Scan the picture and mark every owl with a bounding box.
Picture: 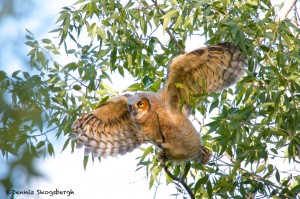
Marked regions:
[71,42,245,164]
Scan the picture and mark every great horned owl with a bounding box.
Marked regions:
[71,42,245,164]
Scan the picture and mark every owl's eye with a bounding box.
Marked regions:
[137,100,144,108]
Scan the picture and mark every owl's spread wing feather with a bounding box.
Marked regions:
[71,95,147,158]
[165,42,245,109]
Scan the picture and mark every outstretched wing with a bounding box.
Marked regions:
[71,94,147,158]
[165,42,246,109]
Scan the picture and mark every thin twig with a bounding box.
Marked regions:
[294,3,299,26]
[30,126,58,138]
[150,0,185,54]
[69,73,94,90]
[275,0,297,22]
[152,171,163,199]
[221,153,297,198]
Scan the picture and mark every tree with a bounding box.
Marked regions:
[1,0,300,198]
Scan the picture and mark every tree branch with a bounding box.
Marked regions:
[163,166,195,199]
[222,153,296,199]
[275,0,297,22]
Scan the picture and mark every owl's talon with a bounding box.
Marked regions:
[157,150,167,163]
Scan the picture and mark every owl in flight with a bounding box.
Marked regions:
[71,42,245,164]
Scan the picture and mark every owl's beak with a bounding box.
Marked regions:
[128,104,132,112]
[128,104,137,116]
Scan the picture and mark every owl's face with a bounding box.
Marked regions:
[127,95,151,122]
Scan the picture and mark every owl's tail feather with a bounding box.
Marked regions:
[193,145,212,165]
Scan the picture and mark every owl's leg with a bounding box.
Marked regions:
[155,139,167,162]
[156,139,164,148]
[156,140,172,151]
[157,142,173,163]
[160,142,172,149]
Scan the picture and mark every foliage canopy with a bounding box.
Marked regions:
[1,0,300,198]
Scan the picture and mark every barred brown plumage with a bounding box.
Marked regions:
[165,42,245,110]
[71,42,246,164]
[71,96,147,158]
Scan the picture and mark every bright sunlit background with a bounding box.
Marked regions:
[0,0,296,199]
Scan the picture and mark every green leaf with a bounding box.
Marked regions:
[181,162,190,180]
[0,70,8,80]
[47,143,55,156]
[42,38,52,44]
[127,54,132,69]
[209,100,219,113]
[124,83,144,92]
[257,102,274,109]
[223,20,237,26]
[207,180,212,197]
[73,85,81,91]
[174,15,182,29]
[231,159,242,176]
[256,164,265,173]
[139,146,153,162]
[25,41,36,48]
[52,49,60,55]
[56,11,69,24]
[162,17,171,34]
[36,141,45,149]
[194,175,208,194]
[149,79,161,92]
[89,23,97,40]
[281,33,292,46]
[110,48,117,66]
[26,34,34,40]
[275,168,280,183]
[161,10,178,33]
[37,51,45,64]
[170,0,178,5]
[98,26,106,42]
[160,10,179,19]
[61,137,70,152]
[291,184,300,195]
[12,70,21,77]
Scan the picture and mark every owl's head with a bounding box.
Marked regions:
[127,96,151,121]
